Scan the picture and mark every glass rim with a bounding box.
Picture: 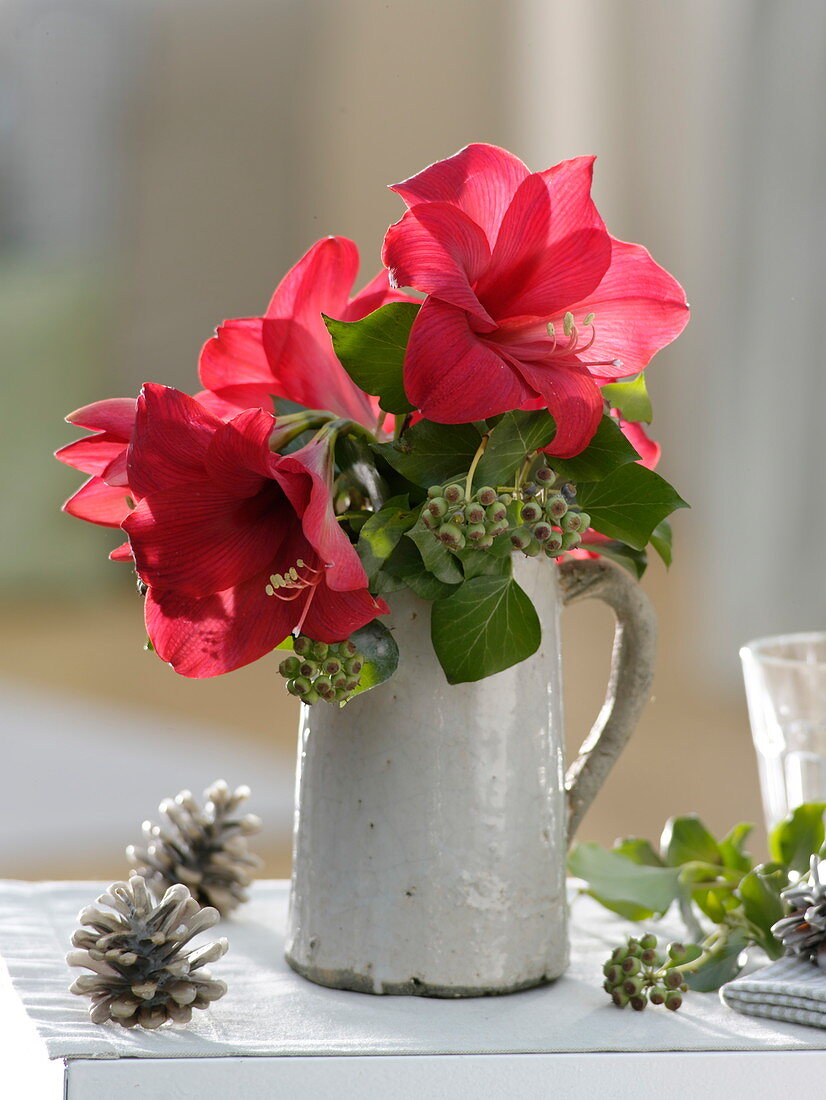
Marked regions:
[740,630,826,669]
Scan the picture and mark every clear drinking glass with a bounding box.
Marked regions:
[741,632,826,832]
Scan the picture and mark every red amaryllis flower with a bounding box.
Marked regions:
[121,384,387,677]
[382,144,689,457]
[199,236,410,428]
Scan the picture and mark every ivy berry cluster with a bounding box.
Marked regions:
[602,934,689,1012]
[423,457,589,561]
[421,481,510,551]
[278,635,364,705]
[509,464,589,559]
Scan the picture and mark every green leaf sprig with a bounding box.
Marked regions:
[570,804,826,991]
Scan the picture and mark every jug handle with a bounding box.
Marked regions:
[559,558,657,843]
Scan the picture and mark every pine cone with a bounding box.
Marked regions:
[67,875,228,1028]
[127,780,263,916]
[772,855,826,967]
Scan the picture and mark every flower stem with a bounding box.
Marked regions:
[464,434,490,500]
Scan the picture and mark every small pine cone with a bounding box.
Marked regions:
[127,781,263,916]
[772,855,826,967]
[67,875,228,1029]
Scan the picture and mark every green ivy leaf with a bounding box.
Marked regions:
[577,463,689,550]
[406,517,464,585]
[356,495,416,581]
[601,373,653,423]
[661,815,722,867]
[375,536,458,601]
[719,822,754,874]
[430,575,540,684]
[548,414,640,483]
[580,538,648,579]
[683,930,750,992]
[473,410,556,486]
[373,420,483,489]
[737,864,787,957]
[649,519,673,567]
[769,802,826,873]
[323,302,418,414]
[568,843,681,914]
[612,837,665,867]
[344,619,400,701]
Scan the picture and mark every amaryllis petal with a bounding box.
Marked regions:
[204,409,278,496]
[617,417,661,469]
[260,317,378,424]
[558,237,690,378]
[404,298,530,422]
[277,433,370,592]
[198,317,275,411]
[516,358,604,458]
[63,477,133,527]
[65,397,136,440]
[382,202,494,328]
[55,434,127,477]
[125,480,288,599]
[109,541,133,562]
[128,384,221,498]
[265,236,358,323]
[343,269,414,321]
[477,158,611,320]
[301,585,389,644]
[390,143,530,245]
[144,573,298,678]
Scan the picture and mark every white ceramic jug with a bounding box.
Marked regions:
[285,556,656,996]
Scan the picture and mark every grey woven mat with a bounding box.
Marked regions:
[721,955,826,1029]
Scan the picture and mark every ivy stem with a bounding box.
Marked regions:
[464,433,490,501]
[375,409,388,437]
[678,894,705,944]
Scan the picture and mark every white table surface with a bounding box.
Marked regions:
[2,879,826,1099]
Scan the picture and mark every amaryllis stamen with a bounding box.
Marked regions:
[265,559,333,637]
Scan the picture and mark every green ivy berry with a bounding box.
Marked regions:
[532,521,554,543]
[340,640,358,659]
[521,501,543,524]
[560,531,581,551]
[665,993,682,1012]
[639,934,658,950]
[465,503,485,525]
[561,511,584,533]
[621,956,642,975]
[521,539,542,557]
[649,986,667,1006]
[303,687,320,706]
[292,676,311,696]
[312,641,329,660]
[421,509,438,530]
[476,486,497,506]
[444,483,464,505]
[427,497,449,518]
[298,659,318,678]
[486,501,507,524]
[630,994,647,1012]
[622,976,644,996]
[535,465,555,484]
[466,523,488,542]
[577,511,591,531]
[438,525,465,550]
[279,655,301,678]
[611,989,630,1008]
[667,943,687,961]
[476,534,495,549]
[322,657,342,676]
[510,527,534,551]
[293,635,312,657]
[427,485,442,499]
[547,493,568,519]
[664,970,683,990]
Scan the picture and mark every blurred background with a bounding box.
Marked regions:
[2,0,825,880]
